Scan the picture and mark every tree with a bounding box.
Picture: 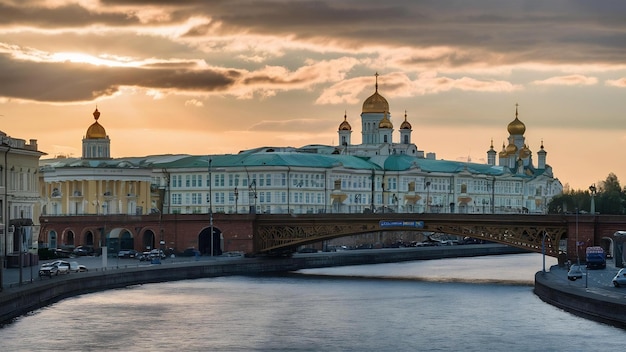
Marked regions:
[596,173,625,214]
[547,172,626,214]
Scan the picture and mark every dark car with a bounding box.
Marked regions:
[567,264,584,281]
[182,247,201,257]
[118,249,139,258]
[72,246,94,256]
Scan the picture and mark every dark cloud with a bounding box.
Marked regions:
[0,2,141,27]
[0,54,239,102]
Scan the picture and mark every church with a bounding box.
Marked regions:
[36,74,562,252]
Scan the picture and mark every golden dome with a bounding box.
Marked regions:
[519,144,531,158]
[378,112,393,129]
[86,108,107,139]
[507,104,526,135]
[362,72,389,114]
[505,142,517,154]
[338,112,352,131]
[498,142,507,158]
[399,111,412,130]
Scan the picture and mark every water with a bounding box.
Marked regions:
[0,253,623,351]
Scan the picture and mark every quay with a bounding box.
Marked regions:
[534,262,626,329]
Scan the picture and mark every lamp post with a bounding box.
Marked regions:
[354,194,361,214]
[589,183,596,214]
[208,157,213,257]
[234,187,238,214]
[249,180,257,214]
[425,181,431,213]
[542,231,548,273]
[576,208,580,265]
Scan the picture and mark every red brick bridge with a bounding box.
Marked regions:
[38,213,626,262]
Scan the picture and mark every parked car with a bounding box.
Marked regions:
[182,247,201,257]
[149,249,166,259]
[39,260,71,277]
[72,246,94,256]
[69,261,88,272]
[567,264,584,281]
[118,249,139,258]
[138,252,151,261]
[612,268,626,287]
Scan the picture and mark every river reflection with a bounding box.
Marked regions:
[0,253,623,352]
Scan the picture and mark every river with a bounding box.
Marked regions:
[0,253,623,351]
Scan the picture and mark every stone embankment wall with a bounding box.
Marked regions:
[0,245,525,325]
[534,271,626,329]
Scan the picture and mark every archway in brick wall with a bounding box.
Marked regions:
[142,229,156,251]
[107,228,133,254]
[199,226,222,256]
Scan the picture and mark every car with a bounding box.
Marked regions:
[567,264,584,281]
[149,249,166,259]
[39,260,71,277]
[182,247,201,257]
[72,246,94,256]
[297,247,317,253]
[612,268,626,287]
[117,249,139,258]
[69,261,88,272]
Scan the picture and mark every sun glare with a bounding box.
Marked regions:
[51,52,127,67]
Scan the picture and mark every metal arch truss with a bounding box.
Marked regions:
[256,222,380,253]
[426,223,566,257]
[255,218,567,257]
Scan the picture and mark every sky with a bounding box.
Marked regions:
[1,0,625,192]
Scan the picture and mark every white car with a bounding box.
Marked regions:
[39,260,71,277]
[567,264,584,281]
[612,268,626,287]
[69,261,88,273]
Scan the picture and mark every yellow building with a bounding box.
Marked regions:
[39,109,155,248]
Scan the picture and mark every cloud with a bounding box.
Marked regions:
[532,74,598,86]
[605,78,626,88]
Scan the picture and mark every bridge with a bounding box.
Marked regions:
[36,213,626,262]
[255,213,568,257]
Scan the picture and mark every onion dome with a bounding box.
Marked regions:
[378,111,393,129]
[400,111,412,130]
[338,112,352,131]
[362,72,390,114]
[519,144,531,158]
[86,108,107,139]
[498,142,508,158]
[507,104,526,135]
[505,142,517,154]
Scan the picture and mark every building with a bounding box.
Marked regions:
[37,74,562,253]
[0,131,45,261]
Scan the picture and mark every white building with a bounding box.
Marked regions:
[40,75,562,223]
[1,131,45,256]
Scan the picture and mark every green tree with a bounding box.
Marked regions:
[550,173,626,214]
[596,173,625,214]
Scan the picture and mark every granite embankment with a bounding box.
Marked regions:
[534,265,626,329]
[0,245,526,325]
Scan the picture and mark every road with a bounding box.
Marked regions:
[1,253,242,289]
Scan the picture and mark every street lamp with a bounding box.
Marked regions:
[208,156,213,257]
[249,180,257,214]
[575,207,580,266]
[425,181,431,213]
[234,187,238,214]
[589,183,596,214]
